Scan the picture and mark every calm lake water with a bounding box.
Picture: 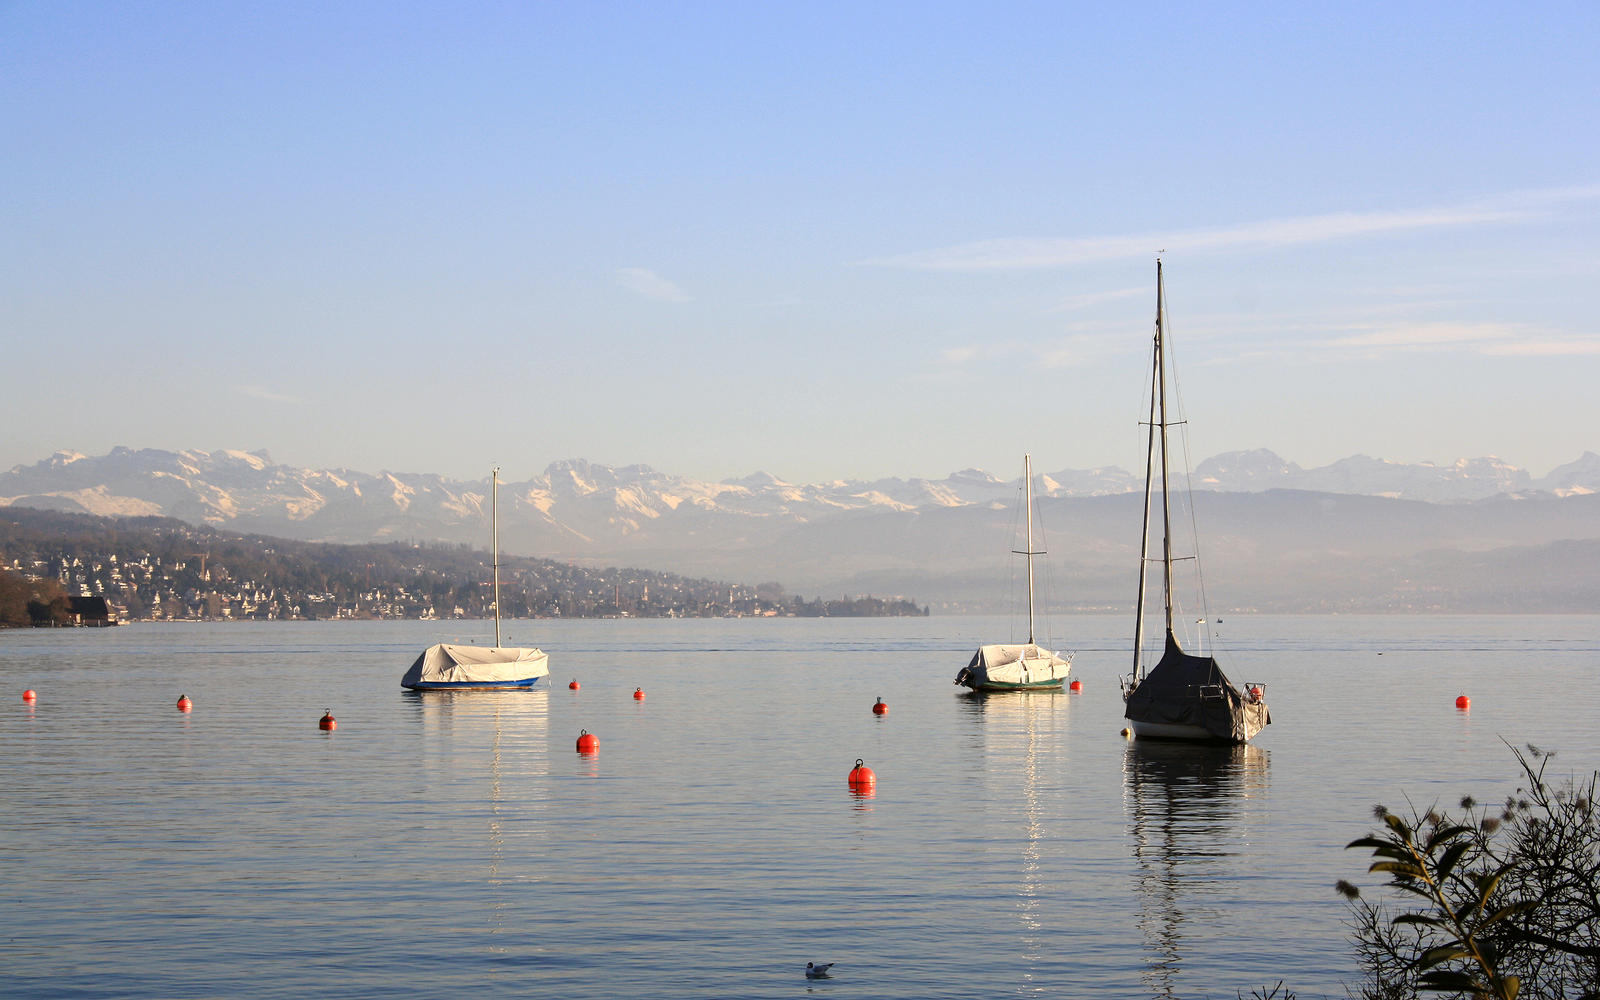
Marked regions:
[3,614,1598,999]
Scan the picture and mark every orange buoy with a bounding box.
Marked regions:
[1249,685,1263,702]
[576,729,599,754]
[633,687,645,700]
[569,679,580,690]
[176,694,193,712]
[22,689,37,703]
[872,697,888,715]
[1455,693,1471,710]
[319,710,337,731]
[847,758,877,792]
[1069,679,1083,693]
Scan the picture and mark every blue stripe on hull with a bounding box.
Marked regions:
[963,679,1066,692]
[403,677,545,691]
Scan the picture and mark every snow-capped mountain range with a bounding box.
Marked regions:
[3,446,1595,531]
[4,446,1599,611]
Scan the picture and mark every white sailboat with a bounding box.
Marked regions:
[1121,262,1269,742]
[401,468,550,690]
[954,454,1073,692]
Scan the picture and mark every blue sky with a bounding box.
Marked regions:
[4,2,1596,483]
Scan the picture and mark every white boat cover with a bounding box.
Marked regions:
[401,643,550,688]
[958,643,1071,687]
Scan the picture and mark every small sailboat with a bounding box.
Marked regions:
[955,454,1073,692]
[401,468,550,690]
[1122,261,1269,743]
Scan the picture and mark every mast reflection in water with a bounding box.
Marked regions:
[414,689,552,948]
[1124,742,1270,999]
[959,690,1068,989]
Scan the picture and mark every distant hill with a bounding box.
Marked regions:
[3,446,1598,612]
[0,507,925,621]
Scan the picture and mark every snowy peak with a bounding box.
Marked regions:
[1195,449,1303,487]
[1538,451,1600,495]
[2,448,1598,552]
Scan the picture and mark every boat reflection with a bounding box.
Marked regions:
[410,689,551,946]
[1124,741,1270,999]
[963,690,1068,978]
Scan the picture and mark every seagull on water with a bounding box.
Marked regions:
[805,962,834,979]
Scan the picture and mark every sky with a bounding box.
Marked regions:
[3,2,1597,484]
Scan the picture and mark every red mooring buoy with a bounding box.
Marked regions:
[176,694,193,712]
[569,679,580,690]
[1069,679,1083,693]
[576,729,599,754]
[847,758,877,792]
[319,710,337,731]
[633,687,645,700]
[1455,693,1471,710]
[22,688,37,703]
[872,697,888,715]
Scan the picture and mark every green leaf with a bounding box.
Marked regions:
[1392,913,1446,927]
[1384,813,1415,840]
[1417,969,1479,992]
[1347,837,1409,860]
[1424,825,1474,852]
[1416,943,1469,970]
[1476,871,1504,908]
[1503,974,1520,1000]
[1435,841,1473,882]
[1371,860,1426,878]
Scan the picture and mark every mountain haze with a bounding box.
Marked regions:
[4,447,1598,612]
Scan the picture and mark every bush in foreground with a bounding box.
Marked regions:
[1339,744,1599,1000]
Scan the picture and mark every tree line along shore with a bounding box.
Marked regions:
[0,507,927,626]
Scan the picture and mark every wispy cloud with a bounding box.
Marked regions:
[868,184,1600,272]
[1049,286,1147,313]
[616,267,691,303]
[1318,321,1600,359]
[935,331,1136,371]
[236,385,304,404]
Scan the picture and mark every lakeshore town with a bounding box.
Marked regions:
[0,510,926,626]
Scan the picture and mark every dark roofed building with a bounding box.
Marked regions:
[68,595,115,626]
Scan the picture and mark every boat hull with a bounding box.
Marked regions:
[956,644,1071,692]
[402,677,545,691]
[959,677,1066,693]
[1127,718,1242,743]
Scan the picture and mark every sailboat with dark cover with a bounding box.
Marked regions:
[955,455,1072,692]
[1121,262,1269,743]
[401,468,550,691]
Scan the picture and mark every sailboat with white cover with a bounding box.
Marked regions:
[401,468,550,691]
[955,455,1073,692]
[1121,261,1269,743]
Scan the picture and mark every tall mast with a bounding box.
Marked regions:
[1156,260,1175,637]
[492,467,501,648]
[1132,265,1160,682]
[1023,454,1036,645]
